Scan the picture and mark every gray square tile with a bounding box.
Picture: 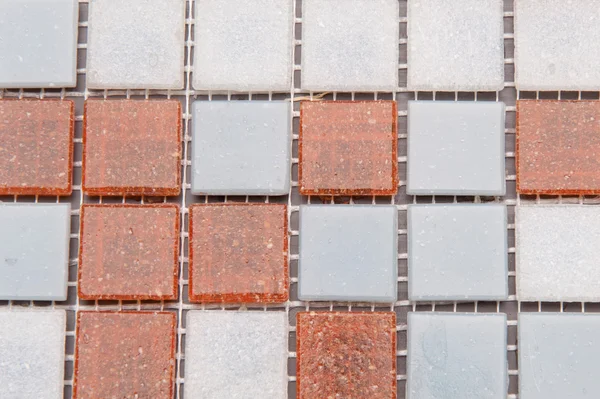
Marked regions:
[0,204,70,300]
[0,0,78,88]
[407,312,507,399]
[191,101,291,196]
[298,205,397,302]
[408,204,507,301]
[407,101,505,196]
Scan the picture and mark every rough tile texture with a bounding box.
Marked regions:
[408,0,504,91]
[297,312,396,399]
[299,205,397,302]
[0,0,78,88]
[0,100,74,195]
[83,100,181,196]
[185,311,288,399]
[74,311,176,399]
[0,310,65,399]
[189,204,288,303]
[516,205,600,301]
[299,101,398,196]
[515,0,600,90]
[193,0,293,91]
[519,313,600,399]
[301,0,399,91]
[0,204,70,300]
[517,100,600,195]
[408,204,508,301]
[407,313,507,399]
[407,101,505,195]
[78,204,179,300]
[191,101,290,195]
[86,0,185,89]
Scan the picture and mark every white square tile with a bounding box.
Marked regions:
[86,0,185,89]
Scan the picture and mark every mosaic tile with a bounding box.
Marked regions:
[191,101,290,196]
[0,204,70,301]
[301,0,399,91]
[0,310,65,399]
[299,101,398,196]
[0,100,74,195]
[407,101,505,196]
[297,312,396,399]
[185,311,288,399]
[86,0,185,89]
[408,204,508,301]
[193,0,293,91]
[407,312,507,399]
[407,0,504,91]
[0,0,78,88]
[298,205,397,302]
[515,0,600,90]
[74,311,176,399]
[189,204,288,303]
[83,99,181,196]
[78,204,179,300]
[517,100,600,195]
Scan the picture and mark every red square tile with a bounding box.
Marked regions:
[517,100,600,194]
[78,204,179,300]
[299,101,398,196]
[297,312,397,399]
[74,311,176,399]
[83,99,181,196]
[0,99,73,195]
[189,203,288,303]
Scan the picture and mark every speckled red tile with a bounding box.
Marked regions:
[78,204,179,300]
[517,100,600,194]
[82,99,181,196]
[74,311,176,399]
[299,101,398,196]
[0,99,73,195]
[297,312,397,399]
[189,203,288,303]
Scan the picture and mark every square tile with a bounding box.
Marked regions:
[515,0,600,90]
[408,204,508,301]
[78,204,179,300]
[74,311,176,399]
[301,0,399,91]
[0,100,74,195]
[0,0,78,88]
[0,204,70,300]
[407,313,507,399]
[516,100,600,195]
[407,0,504,91]
[83,99,181,196]
[189,204,288,303]
[299,205,397,302]
[519,313,600,399]
[516,205,600,301]
[185,311,288,399]
[191,101,290,195]
[297,312,396,399]
[407,101,505,195]
[0,310,65,399]
[193,0,293,91]
[299,101,398,196]
[86,0,185,89]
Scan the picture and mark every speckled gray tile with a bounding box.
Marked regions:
[407,101,505,195]
[298,205,397,302]
[407,312,507,399]
[408,204,508,301]
[0,204,70,300]
[191,101,291,196]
